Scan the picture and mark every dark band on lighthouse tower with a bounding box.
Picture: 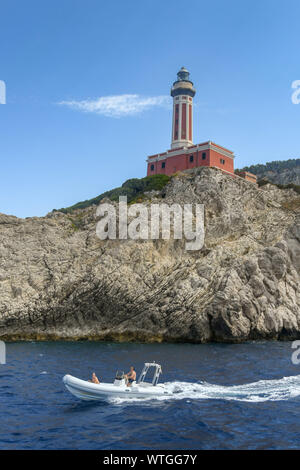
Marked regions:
[171,67,196,149]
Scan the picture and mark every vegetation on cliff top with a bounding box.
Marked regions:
[56,158,300,214]
[55,174,170,214]
[237,158,300,176]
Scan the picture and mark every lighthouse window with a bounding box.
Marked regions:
[162,162,165,169]
[189,155,194,162]
[220,158,225,165]
[202,152,206,160]
[150,164,154,171]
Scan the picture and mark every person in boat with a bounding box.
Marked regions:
[125,366,136,386]
[88,372,100,384]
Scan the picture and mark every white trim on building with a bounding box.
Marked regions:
[147,141,235,163]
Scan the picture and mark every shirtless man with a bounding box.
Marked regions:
[125,366,136,386]
[88,372,100,384]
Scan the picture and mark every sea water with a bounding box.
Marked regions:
[1,340,300,449]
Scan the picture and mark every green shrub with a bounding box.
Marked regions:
[257,179,272,187]
[55,174,170,214]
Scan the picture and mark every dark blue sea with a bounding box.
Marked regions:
[1,341,300,450]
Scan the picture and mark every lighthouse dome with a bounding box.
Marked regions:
[177,66,190,82]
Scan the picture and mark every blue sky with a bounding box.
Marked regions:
[0,0,300,218]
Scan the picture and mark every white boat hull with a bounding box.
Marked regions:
[63,374,171,401]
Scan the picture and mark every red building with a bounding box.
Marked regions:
[235,171,257,183]
[147,67,235,177]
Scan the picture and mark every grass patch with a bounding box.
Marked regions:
[54,174,170,214]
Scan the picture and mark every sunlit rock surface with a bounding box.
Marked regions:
[1,167,300,343]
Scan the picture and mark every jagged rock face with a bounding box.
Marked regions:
[256,166,300,185]
[1,167,300,343]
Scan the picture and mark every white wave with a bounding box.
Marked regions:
[108,374,300,404]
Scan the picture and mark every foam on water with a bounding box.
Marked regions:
[109,374,300,404]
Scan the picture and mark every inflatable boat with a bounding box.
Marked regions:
[63,362,171,401]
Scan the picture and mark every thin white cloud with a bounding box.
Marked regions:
[58,94,171,117]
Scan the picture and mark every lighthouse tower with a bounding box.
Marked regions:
[170,67,196,149]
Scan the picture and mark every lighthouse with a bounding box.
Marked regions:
[170,67,196,149]
[146,67,239,180]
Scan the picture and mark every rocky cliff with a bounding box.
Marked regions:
[241,158,300,185]
[1,167,300,343]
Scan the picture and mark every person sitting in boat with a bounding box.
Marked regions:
[125,366,136,386]
[88,372,100,384]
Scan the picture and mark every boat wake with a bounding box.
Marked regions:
[109,374,300,404]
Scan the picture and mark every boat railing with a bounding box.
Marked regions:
[138,362,162,386]
[115,370,125,380]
